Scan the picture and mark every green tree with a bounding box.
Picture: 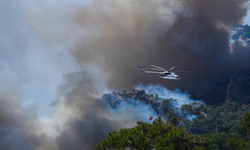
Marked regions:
[185,102,250,136]
[226,112,250,149]
[181,102,205,116]
[240,112,250,135]
[161,99,175,116]
[201,132,244,150]
[94,116,211,150]
[180,101,250,149]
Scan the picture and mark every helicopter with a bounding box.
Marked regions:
[138,64,190,80]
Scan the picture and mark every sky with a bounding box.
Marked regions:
[244,2,250,24]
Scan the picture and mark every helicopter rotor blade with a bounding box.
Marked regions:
[175,71,191,73]
[168,66,175,71]
[150,64,166,70]
[151,68,166,71]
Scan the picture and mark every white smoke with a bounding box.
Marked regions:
[110,99,158,124]
[135,83,205,107]
[134,83,206,120]
[0,0,82,118]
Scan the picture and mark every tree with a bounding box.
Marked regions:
[226,112,250,149]
[185,102,250,136]
[201,132,243,150]
[155,93,159,100]
[240,112,250,135]
[94,116,212,150]
[180,101,250,149]
[161,99,174,116]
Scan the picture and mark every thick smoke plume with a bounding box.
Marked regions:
[1,0,250,150]
[50,70,158,150]
[72,0,250,92]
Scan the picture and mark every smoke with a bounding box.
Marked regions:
[71,0,250,92]
[0,83,35,150]
[0,0,81,117]
[135,83,205,108]
[1,0,250,150]
[48,69,157,150]
[135,83,205,120]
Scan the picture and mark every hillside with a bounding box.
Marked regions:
[101,89,250,149]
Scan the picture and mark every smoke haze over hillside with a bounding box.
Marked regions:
[0,0,250,149]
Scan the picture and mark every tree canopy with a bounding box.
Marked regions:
[94,116,211,150]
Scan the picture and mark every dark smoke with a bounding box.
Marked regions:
[53,70,120,149]
[0,89,45,150]
[0,100,35,150]
[55,113,115,150]
[72,0,250,92]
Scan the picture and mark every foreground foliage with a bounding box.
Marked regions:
[94,110,250,150]
[94,116,211,150]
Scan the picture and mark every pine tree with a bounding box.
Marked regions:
[94,116,211,150]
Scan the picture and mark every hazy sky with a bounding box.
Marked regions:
[244,2,250,24]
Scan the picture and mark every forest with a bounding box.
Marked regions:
[95,94,250,150]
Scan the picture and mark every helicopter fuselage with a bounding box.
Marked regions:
[158,71,181,80]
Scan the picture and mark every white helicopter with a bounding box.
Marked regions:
[138,64,190,80]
